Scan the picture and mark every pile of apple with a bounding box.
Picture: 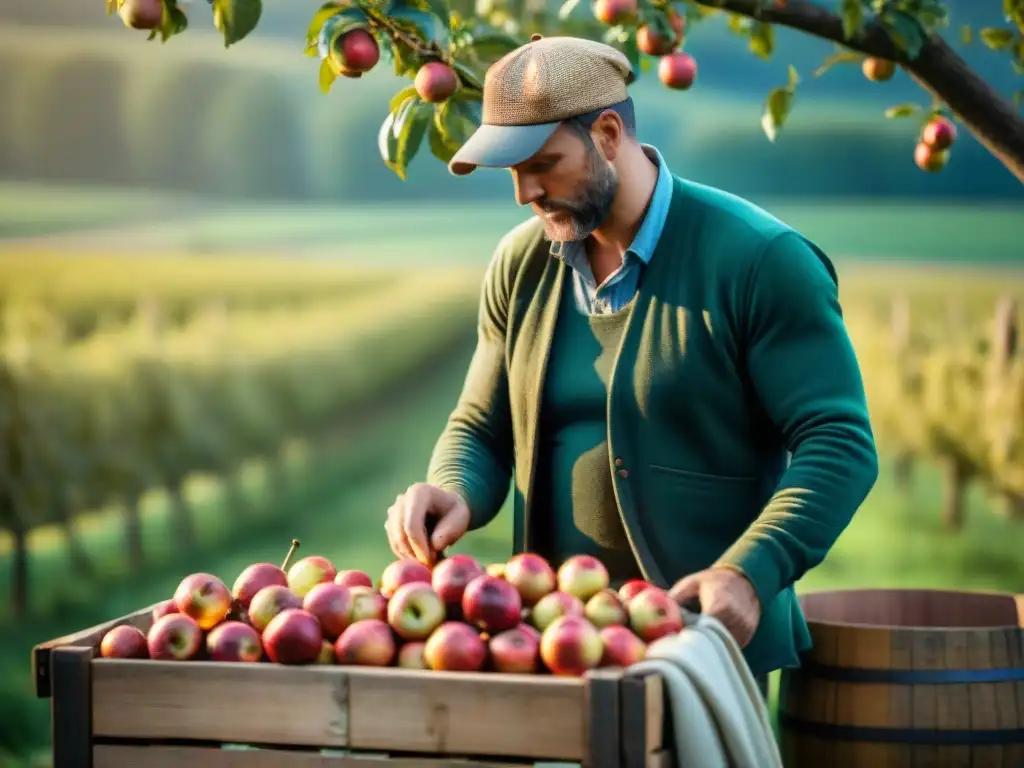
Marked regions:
[98,541,687,677]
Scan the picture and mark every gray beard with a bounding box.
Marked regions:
[537,150,619,242]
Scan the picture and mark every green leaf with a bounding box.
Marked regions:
[979,27,1015,50]
[212,0,262,48]
[392,100,433,180]
[748,21,774,59]
[883,102,921,118]
[378,111,400,173]
[434,97,479,152]
[960,24,972,45]
[390,85,419,114]
[319,58,338,93]
[558,0,581,20]
[314,8,370,59]
[428,113,458,163]
[812,49,862,77]
[149,0,189,43]
[388,2,451,49]
[305,2,346,56]
[451,60,484,90]
[106,0,118,15]
[880,11,927,59]
[761,86,793,143]
[787,65,800,91]
[839,0,863,40]
[467,30,521,61]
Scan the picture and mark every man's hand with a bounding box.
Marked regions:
[385,483,470,566]
[669,566,761,648]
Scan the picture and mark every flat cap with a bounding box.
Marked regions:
[448,36,635,176]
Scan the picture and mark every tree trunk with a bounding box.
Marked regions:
[56,492,93,578]
[167,481,197,549]
[10,525,28,621]
[992,491,1024,521]
[939,457,969,532]
[703,0,1024,184]
[122,493,144,573]
[892,451,915,493]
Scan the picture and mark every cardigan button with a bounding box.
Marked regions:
[614,457,624,467]
[617,468,629,478]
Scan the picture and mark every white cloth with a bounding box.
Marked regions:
[627,613,784,768]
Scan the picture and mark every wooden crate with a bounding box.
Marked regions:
[34,602,672,768]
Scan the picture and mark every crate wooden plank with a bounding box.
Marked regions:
[94,745,538,768]
[346,667,589,760]
[583,669,621,768]
[51,646,94,768]
[91,659,349,747]
[33,603,157,697]
[621,672,664,768]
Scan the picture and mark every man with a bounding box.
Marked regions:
[384,36,879,691]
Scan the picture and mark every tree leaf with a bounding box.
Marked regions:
[315,8,371,59]
[378,111,400,174]
[558,0,581,20]
[150,1,189,43]
[748,21,774,59]
[428,112,458,162]
[451,60,484,90]
[812,50,861,77]
[880,11,927,59]
[106,0,118,15]
[467,30,521,62]
[761,86,792,143]
[319,58,338,94]
[787,64,800,91]
[390,85,419,114]
[212,0,262,48]
[979,27,1015,50]
[306,2,347,57]
[839,0,863,40]
[393,100,433,180]
[387,2,451,49]
[883,102,921,118]
[960,24,972,45]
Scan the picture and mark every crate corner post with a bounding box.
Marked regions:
[50,645,96,768]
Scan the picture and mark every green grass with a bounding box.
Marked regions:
[3,186,1022,265]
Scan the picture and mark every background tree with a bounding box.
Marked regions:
[109,0,1024,182]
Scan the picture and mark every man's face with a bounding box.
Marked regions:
[509,123,619,242]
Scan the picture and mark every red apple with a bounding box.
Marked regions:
[531,591,585,632]
[330,28,380,77]
[316,640,336,664]
[414,61,458,103]
[584,589,629,629]
[302,582,354,640]
[147,613,203,660]
[628,587,683,642]
[232,562,288,609]
[489,625,540,674]
[349,585,389,622]
[921,116,957,151]
[617,579,651,604]
[335,569,374,589]
[636,10,684,56]
[287,555,337,599]
[151,599,178,622]
[504,553,556,607]
[518,622,541,644]
[206,620,263,662]
[431,554,485,607]
[397,641,429,669]
[423,621,487,672]
[593,0,637,26]
[462,574,523,633]
[658,51,697,91]
[262,608,323,665]
[100,625,148,659]
[557,555,609,602]
[248,584,303,633]
[335,618,396,666]
[387,582,447,640]
[173,573,232,631]
[380,559,432,599]
[599,625,647,667]
[862,56,895,82]
[540,616,604,676]
[118,0,164,30]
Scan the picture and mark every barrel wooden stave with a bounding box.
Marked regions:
[779,589,1024,768]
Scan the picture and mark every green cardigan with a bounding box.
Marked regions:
[427,175,879,675]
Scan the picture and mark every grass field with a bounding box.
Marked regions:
[3,183,1023,265]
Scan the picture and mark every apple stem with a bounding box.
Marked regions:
[281,539,300,571]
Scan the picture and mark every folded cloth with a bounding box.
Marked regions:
[626,613,783,768]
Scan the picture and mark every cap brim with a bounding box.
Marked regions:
[448,121,561,176]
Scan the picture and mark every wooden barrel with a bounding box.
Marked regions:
[779,588,1024,767]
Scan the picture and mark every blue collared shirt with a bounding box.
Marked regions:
[548,144,673,316]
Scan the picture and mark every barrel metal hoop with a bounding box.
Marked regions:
[779,715,1024,745]
[797,660,1024,685]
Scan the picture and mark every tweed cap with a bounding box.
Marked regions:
[448,35,636,176]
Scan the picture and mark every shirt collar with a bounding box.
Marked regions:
[549,143,673,268]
